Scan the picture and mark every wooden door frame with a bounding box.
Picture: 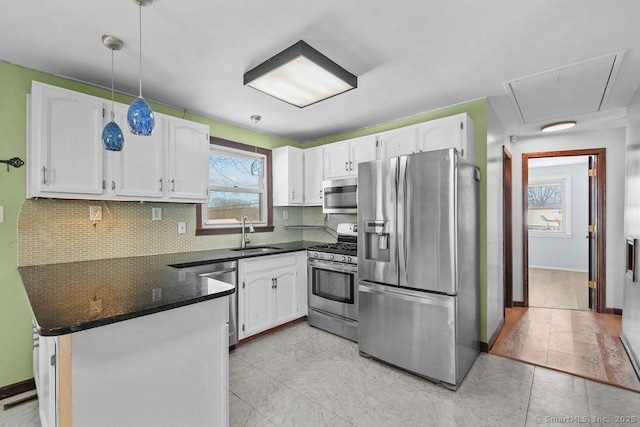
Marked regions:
[503,146,513,309]
[522,148,606,312]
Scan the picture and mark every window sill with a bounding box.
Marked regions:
[196,226,275,236]
[528,232,573,239]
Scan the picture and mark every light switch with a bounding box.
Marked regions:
[89,206,102,221]
[178,222,186,234]
[0,205,4,223]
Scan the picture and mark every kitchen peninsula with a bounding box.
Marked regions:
[19,252,240,427]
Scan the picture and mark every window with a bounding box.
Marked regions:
[196,137,273,235]
[527,175,571,236]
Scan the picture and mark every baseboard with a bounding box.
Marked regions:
[485,318,505,352]
[528,265,589,273]
[513,301,525,307]
[620,332,640,380]
[0,378,35,401]
[237,316,307,347]
[605,307,623,315]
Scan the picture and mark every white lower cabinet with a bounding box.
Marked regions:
[238,251,307,339]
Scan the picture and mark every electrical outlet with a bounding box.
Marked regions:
[0,205,4,223]
[89,298,103,314]
[152,207,162,221]
[152,288,163,302]
[89,206,102,221]
[178,222,186,234]
[283,210,288,220]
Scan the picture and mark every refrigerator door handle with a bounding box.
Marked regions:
[359,281,454,309]
[397,156,408,286]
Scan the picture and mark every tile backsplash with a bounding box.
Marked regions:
[18,199,354,266]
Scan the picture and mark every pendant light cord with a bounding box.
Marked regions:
[110,47,116,120]
[138,2,143,97]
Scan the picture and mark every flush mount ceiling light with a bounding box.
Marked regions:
[541,121,577,133]
[243,41,357,108]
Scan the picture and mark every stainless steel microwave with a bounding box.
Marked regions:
[322,178,357,214]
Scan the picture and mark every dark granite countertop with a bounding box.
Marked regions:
[20,241,322,336]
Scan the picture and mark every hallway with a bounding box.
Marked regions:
[491,307,640,392]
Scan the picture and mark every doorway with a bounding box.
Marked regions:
[527,155,590,310]
[522,148,606,313]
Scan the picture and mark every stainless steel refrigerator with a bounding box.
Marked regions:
[357,147,480,388]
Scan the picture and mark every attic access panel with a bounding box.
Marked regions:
[504,52,624,124]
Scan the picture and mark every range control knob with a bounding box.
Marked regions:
[341,256,347,262]
[346,256,352,263]
[327,254,334,261]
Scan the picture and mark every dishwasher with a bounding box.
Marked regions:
[179,260,238,348]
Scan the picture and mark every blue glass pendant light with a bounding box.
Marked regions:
[250,115,263,176]
[127,0,155,136]
[101,35,125,151]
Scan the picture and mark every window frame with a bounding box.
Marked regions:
[196,137,274,236]
[527,174,572,237]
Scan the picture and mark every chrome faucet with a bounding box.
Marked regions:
[241,216,255,249]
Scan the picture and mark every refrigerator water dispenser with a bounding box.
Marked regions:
[363,220,390,262]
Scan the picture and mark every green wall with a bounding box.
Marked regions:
[304,99,489,343]
[0,61,299,389]
[0,60,488,389]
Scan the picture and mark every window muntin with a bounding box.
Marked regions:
[527,175,571,236]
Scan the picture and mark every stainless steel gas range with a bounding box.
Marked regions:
[307,223,358,342]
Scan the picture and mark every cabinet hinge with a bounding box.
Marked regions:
[375,139,379,147]
[460,122,464,130]
[588,168,596,177]
[242,324,245,331]
[50,354,56,367]
[588,224,596,233]
[588,281,597,289]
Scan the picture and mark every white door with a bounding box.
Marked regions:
[324,141,350,179]
[243,273,275,337]
[167,117,209,201]
[33,83,105,196]
[111,104,164,198]
[378,127,417,158]
[304,146,324,205]
[289,148,305,204]
[417,115,462,154]
[349,135,377,176]
[274,267,298,325]
[38,336,57,427]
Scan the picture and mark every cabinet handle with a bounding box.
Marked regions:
[171,179,175,192]
[350,161,353,171]
[319,190,323,199]
[159,178,163,192]
[345,161,348,172]
[292,190,295,199]
[41,166,47,185]
[111,181,116,190]
[102,180,106,190]
[274,278,278,289]
[271,278,276,289]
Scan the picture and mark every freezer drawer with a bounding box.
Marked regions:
[358,281,459,385]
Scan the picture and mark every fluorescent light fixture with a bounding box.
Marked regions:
[244,41,357,108]
[541,121,577,132]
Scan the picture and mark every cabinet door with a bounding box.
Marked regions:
[295,251,308,316]
[378,127,417,159]
[243,273,275,337]
[417,115,463,155]
[349,135,377,176]
[30,83,105,197]
[324,142,350,179]
[289,148,304,204]
[37,336,57,427]
[274,267,298,325]
[167,117,209,201]
[304,146,324,205]
[111,104,164,198]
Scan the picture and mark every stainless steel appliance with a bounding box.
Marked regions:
[322,178,358,214]
[179,260,238,348]
[307,223,358,341]
[358,147,480,388]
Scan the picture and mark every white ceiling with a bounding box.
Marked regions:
[1,0,640,142]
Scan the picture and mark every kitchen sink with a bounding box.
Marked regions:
[230,246,281,253]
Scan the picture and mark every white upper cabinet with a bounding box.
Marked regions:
[416,113,474,161]
[324,135,376,179]
[376,126,418,159]
[28,82,106,197]
[272,146,304,206]
[303,146,324,205]
[167,117,210,201]
[109,103,164,198]
[28,82,210,203]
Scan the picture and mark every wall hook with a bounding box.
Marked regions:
[0,157,25,171]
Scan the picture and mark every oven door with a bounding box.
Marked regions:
[307,258,358,320]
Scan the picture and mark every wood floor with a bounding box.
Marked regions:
[529,267,589,310]
[491,307,640,392]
